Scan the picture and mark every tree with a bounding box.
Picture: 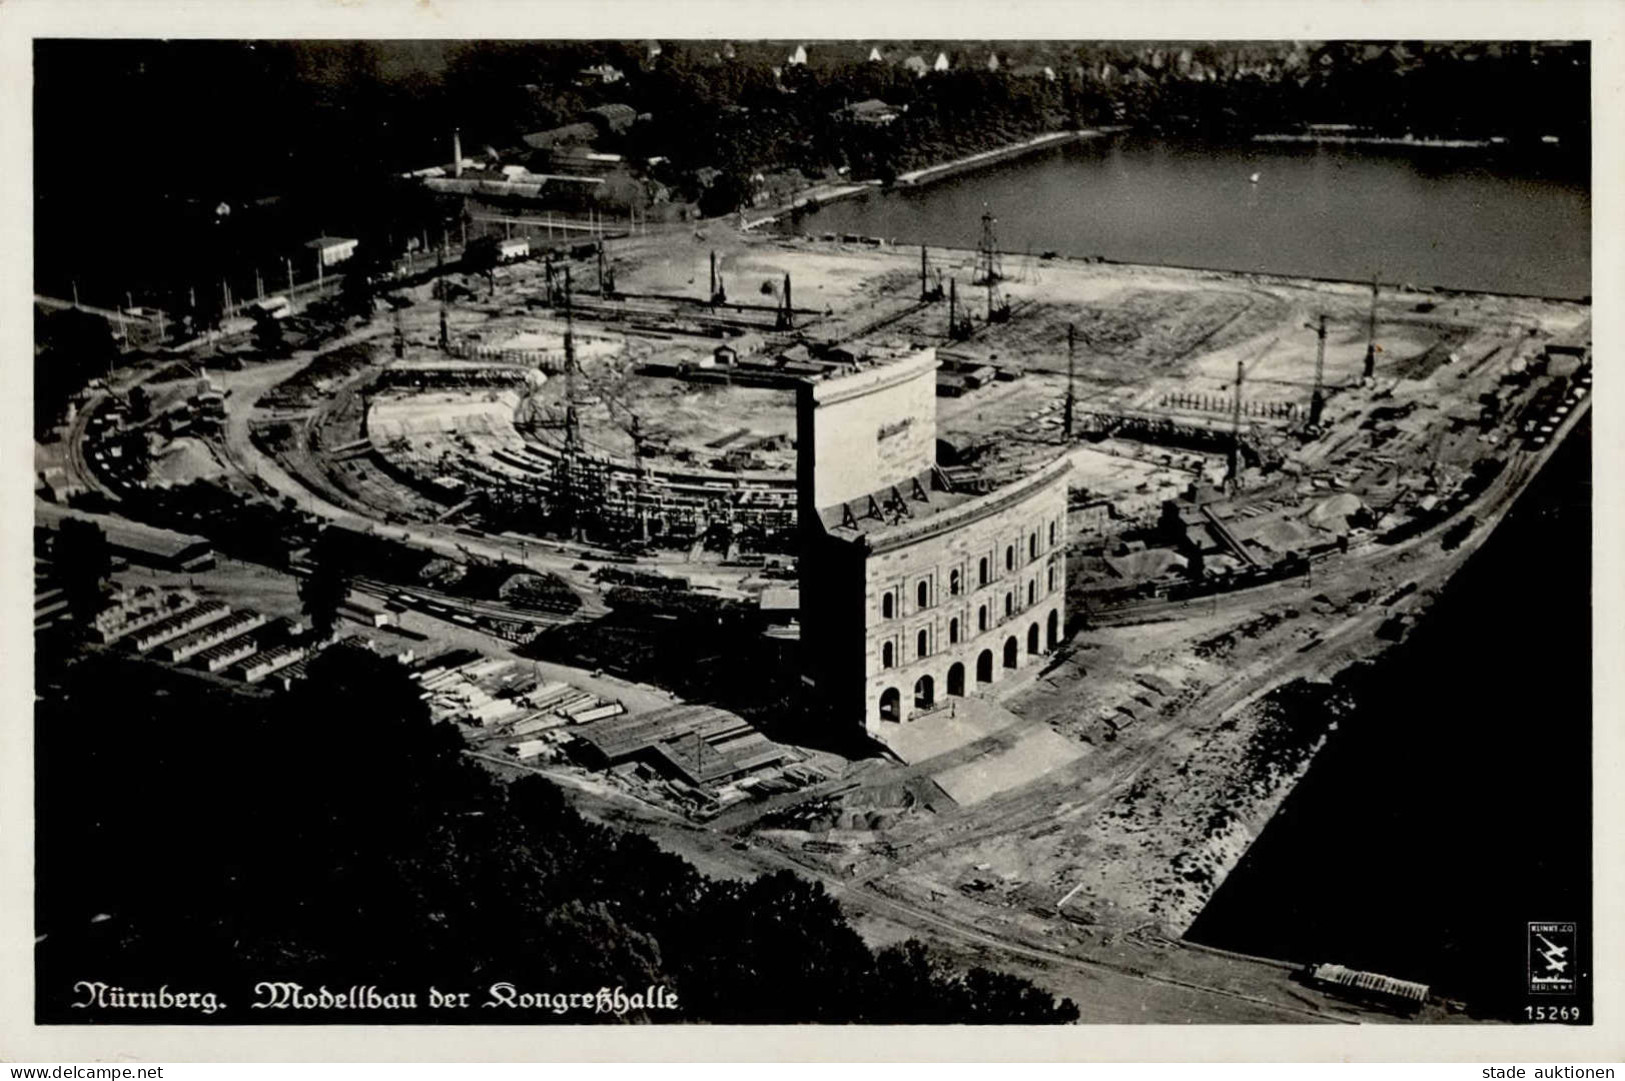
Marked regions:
[35,647,1084,1024]
[34,308,117,436]
[191,283,225,335]
[298,530,350,640]
[340,243,392,322]
[52,518,111,625]
[460,235,502,296]
[697,171,752,219]
[127,384,152,421]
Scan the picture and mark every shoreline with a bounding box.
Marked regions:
[893,128,1103,187]
[757,234,1589,306]
[740,128,1111,233]
[1251,132,1494,149]
[765,232,1591,307]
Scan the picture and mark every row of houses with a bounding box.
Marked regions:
[89,585,309,684]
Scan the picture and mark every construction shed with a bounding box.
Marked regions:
[568,704,794,791]
[757,587,800,624]
[306,236,359,268]
[49,512,215,572]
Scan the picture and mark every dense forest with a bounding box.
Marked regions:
[34,647,1080,1024]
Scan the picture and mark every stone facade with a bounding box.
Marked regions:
[859,461,1068,730]
[796,347,1070,736]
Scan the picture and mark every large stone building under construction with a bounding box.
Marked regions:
[797,348,1071,734]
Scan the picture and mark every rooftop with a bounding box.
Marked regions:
[39,504,212,561]
[521,122,598,150]
[819,456,1070,552]
[758,587,800,611]
[818,468,974,538]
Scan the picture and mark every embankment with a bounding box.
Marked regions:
[894,129,1100,187]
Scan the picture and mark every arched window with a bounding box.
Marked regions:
[1005,591,1014,616]
[1029,532,1038,560]
[882,592,894,619]
[978,605,988,632]
[1048,566,1056,592]
[949,569,961,596]
[1049,520,1057,547]
[1028,580,1036,606]
[916,629,929,658]
[879,687,901,723]
[917,580,929,608]
[1005,545,1015,571]
[949,617,960,644]
[882,641,894,668]
[978,557,989,586]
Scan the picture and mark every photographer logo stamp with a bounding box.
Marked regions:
[1526,922,1577,995]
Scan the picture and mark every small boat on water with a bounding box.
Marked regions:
[1249,172,1261,184]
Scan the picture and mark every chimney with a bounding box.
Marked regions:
[453,128,463,178]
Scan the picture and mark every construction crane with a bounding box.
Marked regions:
[947,278,973,341]
[1306,313,1328,430]
[562,266,580,456]
[597,240,617,298]
[437,246,449,351]
[985,273,1011,324]
[603,391,655,543]
[974,204,1011,323]
[1363,271,1380,382]
[553,266,586,540]
[775,273,794,330]
[1227,357,1245,489]
[974,204,1002,286]
[1063,322,1077,440]
[919,245,944,302]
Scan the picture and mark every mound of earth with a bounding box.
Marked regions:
[498,571,582,614]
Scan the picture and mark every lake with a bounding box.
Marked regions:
[780,135,1591,300]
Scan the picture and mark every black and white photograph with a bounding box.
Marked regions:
[7,0,1622,1065]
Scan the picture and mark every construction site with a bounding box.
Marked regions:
[49,194,1592,1021]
